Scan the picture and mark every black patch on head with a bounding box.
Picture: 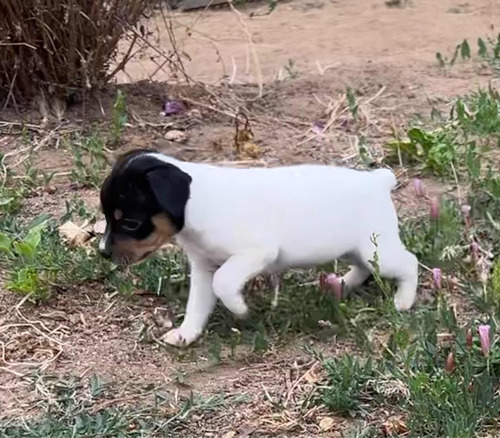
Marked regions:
[100,150,192,239]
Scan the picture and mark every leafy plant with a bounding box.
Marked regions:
[68,132,109,188]
[386,126,461,176]
[321,355,375,414]
[110,89,128,147]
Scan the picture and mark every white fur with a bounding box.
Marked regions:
[147,154,418,347]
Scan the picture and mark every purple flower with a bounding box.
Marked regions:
[324,273,343,299]
[413,178,425,197]
[478,325,491,357]
[161,99,186,116]
[430,197,440,220]
[311,121,326,134]
[432,268,442,290]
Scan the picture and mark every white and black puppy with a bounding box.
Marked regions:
[99,149,418,347]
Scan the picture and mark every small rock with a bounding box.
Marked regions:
[59,221,91,247]
[164,130,187,142]
[93,220,107,235]
[319,417,335,431]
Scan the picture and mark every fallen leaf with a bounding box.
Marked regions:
[304,369,319,384]
[236,128,254,143]
[59,221,91,247]
[222,432,236,438]
[240,141,262,158]
[381,416,408,434]
[319,417,335,431]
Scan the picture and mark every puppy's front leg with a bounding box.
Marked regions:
[163,260,217,347]
[213,251,278,317]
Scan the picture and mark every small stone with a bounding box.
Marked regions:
[319,417,335,431]
[164,130,187,142]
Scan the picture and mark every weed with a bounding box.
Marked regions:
[321,355,375,414]
[346,87,359,120]
[454,88,500,141]
[110,90,128,147]
[400,199,464,267]
[68,132,109,189]
[386,126,461,177]
[0,373,244,437]
[318,300,500,437]
[386,87,500,178]
[282,59,299,80]
[437,33,500,74]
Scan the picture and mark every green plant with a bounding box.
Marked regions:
[386,126,461,176]
[0,373,245,437]
[400,199,464,267]
[110,89,128,147]
[321,355,375,414]
[0,218,53,301]
[318,300,500,437]
[282,59,299,80]
[68,132,109,188]
[454,88,500,141]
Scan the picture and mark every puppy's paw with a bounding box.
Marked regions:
[162,327,198,347]
[232,301,249,319]
[394,295,415,312]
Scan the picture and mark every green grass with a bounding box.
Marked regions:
[0,373,247,437]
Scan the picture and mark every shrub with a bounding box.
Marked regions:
[0,0,149,108]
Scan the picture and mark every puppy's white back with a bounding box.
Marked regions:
[156,155,400,270]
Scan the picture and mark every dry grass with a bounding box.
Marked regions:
[0,0,150,110]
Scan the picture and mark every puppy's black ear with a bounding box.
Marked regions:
[145,164,192,230]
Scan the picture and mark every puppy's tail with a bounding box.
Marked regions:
[373,168,397,191]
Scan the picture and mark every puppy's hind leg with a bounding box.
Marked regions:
[359,240,419,311]
[391,249,419,311]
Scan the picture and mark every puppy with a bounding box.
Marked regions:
[99,149,418,347]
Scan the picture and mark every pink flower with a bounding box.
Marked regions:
[466,328,473,350]
[470,241,479,261]
[430,197,440,220]
[462,204,472,229]
[461,204,471,218]
[413,178,425,197]
[324,273,343,299]
[445,351,455,373]
[478,325,491,357]
[432,268,442,290]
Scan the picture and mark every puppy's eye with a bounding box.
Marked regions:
[121,218,142,232]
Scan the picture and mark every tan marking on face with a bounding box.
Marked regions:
[112,214,176,265]
[114,209,123,220]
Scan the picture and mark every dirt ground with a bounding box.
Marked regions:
[1,0,500,436]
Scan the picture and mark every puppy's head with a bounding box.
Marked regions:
[99,150,192,265]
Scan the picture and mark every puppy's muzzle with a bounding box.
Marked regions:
[99,230,112,259]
